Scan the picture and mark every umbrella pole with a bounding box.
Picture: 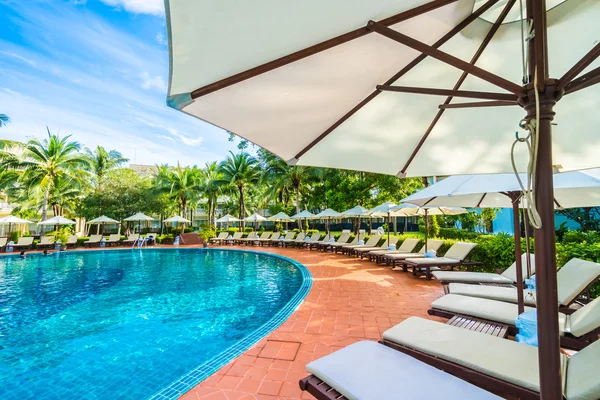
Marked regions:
[387,213,390,246]
[97,224,100,235]
[509,192,525,314]
[424,209,428,252]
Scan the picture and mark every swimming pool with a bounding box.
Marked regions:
[0,249,310,399]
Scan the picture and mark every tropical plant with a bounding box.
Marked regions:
[0,114,9,128]
[4,131,91,222]
[217,152,260,227]
[153,163,201,219]
[200,161,222,227]
[85,146,128,180]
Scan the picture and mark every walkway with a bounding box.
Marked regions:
[180,246,445,400]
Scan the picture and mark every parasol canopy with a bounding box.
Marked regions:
[312,208,342,236]
[0,216,33,225]
[267,212,294,222]
[124,213,154,222]
[88,215,119,224]
[216,214,241,223]
[38,216,76,225]
[243,213,267,222]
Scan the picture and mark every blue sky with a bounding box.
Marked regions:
[0,0,239,166]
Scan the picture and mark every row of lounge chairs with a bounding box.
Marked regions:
[0,233,148,251]
[301,257,600,399]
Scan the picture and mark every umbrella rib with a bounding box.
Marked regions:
[293,0,501,161]
[398,0,517,176]
[564,66,600,95]
[438,100,518,109]
[376,86,517,101]
[366,20,524,95]
[556,42,600,91]
[189,0,459,100]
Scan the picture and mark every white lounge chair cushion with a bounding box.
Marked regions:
[566,339,600,400]
[383,317,567,395]
[384,252,425,260]
[500,253,536,282]
[557,258,600,306]
[432,294,569,332]
[396,238,420,252]
[443,242,477,260]
[448,283,537,306]
[408,256,461,265]
[306,340,500,400]
[432,270,515,284]
[567,296,600,337]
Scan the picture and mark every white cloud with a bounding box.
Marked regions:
[155,33,167,46]
[100,0,164,16]
[140,72,167,91]
[166,128,205,146]
[0,50,37,67]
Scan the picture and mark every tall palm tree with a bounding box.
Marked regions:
[11,131,90,222]
[217,152,260,228]
[261,151,323,213]
[86,146,128,180]
[154,163,201,220]
[0,114,9,128]
[200,161,222,227]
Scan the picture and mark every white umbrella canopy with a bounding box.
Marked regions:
[38,216,76,225]
[164,215,192,223]
[0,216,33,225]
[124,212,154,222]
[402,170,600,208]
[88,215,119,224]
[216,214,241,223]
[341,206,370,217]
[165,0,600,178]
[291,210,315,232]
[368,202,397,244]
[243,213,267,222]
[267,212,294,222]
[312,208,342,236]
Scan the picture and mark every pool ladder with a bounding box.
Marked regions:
[132,237,148,249]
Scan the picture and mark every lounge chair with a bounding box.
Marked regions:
[12,237,34,250]
[402,242,478,279]
[273,231,296,247]
[250,231,272,246]
[122,233,140,245]
[328,230,365,253]
[382,239,445,267]
[65,235,78,248]
[354,236,399,259]
[341,234,382,255]
[295,232,321,248]
[236,231,257,245]
[307,233,331,250]
[104,234,122,246]
[283,232,305,247]
[429,292,600,350]
[0,237,7,251]
[317,231,351,252]
[223,232,243,245]
[381,316,600,400]
[448,258,600,310]
[84,234,103,247]
[209,232,228,245]
[367,237,421,263]
[432,252,536,285]
[36,236,55,250]
[299,340,500,400]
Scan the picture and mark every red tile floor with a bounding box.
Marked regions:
[180,245,446,400]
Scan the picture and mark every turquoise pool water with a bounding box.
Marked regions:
[0,249,309,399]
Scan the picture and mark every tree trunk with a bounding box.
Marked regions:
[295,186,301,214]
[40,186,50,234]
[239,185,245,229]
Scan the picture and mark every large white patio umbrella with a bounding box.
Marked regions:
[291,210,314,232]
[165,0,600,394]
[216,214,240,230]
[311,208,341,236]
[341,206,371,237]
[0,216,33,236]
[163,215,191,232]
[244,213,267,231]
[88,215,120,235]
[124,212,154,233]
[39,216,76,233]
[268,211,294,231]
[368,202,397,245]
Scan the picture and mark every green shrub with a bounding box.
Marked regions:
[171,227,194,236]
[560,230,600,244]
[244,226,254,233]
[9,231,19,242]
[437,227,482,241]
[77,237,89,246]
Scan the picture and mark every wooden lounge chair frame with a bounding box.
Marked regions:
[299,375,349,400]
[428,308,600,351]
[402,259,483,280]
[379,339,539,400]
[36,236,55,250]
[209,232,229,245]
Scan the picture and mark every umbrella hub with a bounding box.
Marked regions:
[519,81,561,121]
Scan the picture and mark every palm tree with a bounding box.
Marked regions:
[86,146,128,180]
[154,163,201,220]
[11,131,90,223]
[0,114,9,128]
[261,151,323,214]
[217,152,260,228]
[200,161,222,227]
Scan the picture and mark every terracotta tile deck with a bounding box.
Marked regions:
[180,245,446,400]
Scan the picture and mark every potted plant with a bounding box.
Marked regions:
[198,225,216,248]
[51,226,72,251]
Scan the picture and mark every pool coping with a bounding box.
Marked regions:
[148,248,313,400]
